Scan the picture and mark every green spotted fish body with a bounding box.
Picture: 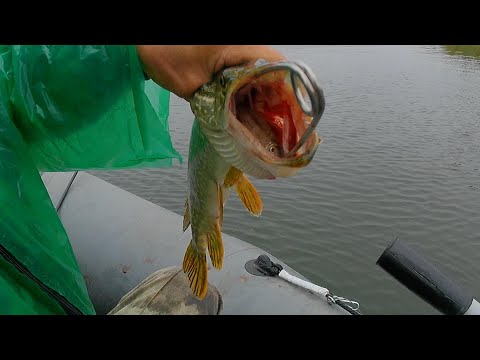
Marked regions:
[182,60,321,299]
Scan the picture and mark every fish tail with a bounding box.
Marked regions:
[182,241,208,300]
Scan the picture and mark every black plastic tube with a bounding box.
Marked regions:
[377,238,474,315]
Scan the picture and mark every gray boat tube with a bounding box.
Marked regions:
[377,238,480,315]
[42,171,349,315]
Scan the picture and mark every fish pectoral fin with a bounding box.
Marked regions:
[207,222,224,270]
[183,241,208,300]
[236,175,263,216]
[224,166,244,188]
[183,198,191,232]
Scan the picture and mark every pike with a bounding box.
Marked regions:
[182,60,325,299]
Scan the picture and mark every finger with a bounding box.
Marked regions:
[216,45,287,73]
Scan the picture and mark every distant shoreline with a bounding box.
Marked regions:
[444,45,480,58]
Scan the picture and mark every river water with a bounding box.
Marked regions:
[92,45,480,314]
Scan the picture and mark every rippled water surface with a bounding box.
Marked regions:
[91,46,480,314]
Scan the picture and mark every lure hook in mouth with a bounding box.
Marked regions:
[247,60,325,157]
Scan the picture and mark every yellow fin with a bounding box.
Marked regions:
[236,175,263,216]
[207,222,224,270]
[224,166,244,188]
[182,241,208,300]
[183,198,191,232]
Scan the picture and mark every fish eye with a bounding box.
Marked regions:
[267,143,277,153]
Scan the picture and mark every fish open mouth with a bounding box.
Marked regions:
[229,71,317,160]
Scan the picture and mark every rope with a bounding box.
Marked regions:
[279,270,330,297]
[278,269,362,315]
[249,255,362,314]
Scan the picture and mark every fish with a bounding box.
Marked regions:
[182,60,322,299]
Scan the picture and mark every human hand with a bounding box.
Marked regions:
[136,45,286,101]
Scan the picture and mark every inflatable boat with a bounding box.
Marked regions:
[42,171,480,315]
[41,171,354,315]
